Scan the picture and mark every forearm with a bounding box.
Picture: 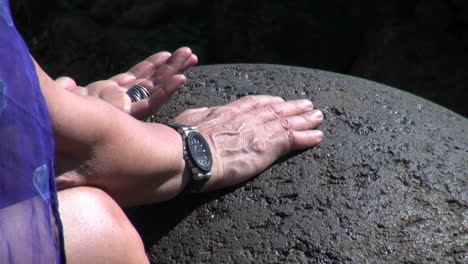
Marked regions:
[35,61,110,154]
[35,60,187,205]
[84,121,188,205]
[35,58,324,207]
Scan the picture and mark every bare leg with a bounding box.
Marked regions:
[58,187,149,264]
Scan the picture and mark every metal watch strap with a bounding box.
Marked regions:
[165,123,212,193]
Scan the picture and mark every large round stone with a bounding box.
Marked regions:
[127,64,467,264]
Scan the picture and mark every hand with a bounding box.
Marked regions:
[173,95,324,191]
[55,47,198,119]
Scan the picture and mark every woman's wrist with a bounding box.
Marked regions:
[107,122,190,204]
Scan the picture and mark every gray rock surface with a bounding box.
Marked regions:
[127,64,467,264]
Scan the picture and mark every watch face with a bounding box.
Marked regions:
[187,132,213,173]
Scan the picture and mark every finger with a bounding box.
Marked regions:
[301,110,323,130]
[111,52,172,85]
[155,71,187,94]
[145,51,172,65]
[55,76,77,90]
[129,75,187,118]
[56,170,88,190]
[129,51,172,78]
[146,49,192,92]
[86,80,120,96]
[288,130,324,150]
[268,110,323,133]
[247,99,314,123]
[180,54,198,72]
[130,78,156,93]
[272,129,324,156]
[225,95,285,112]
[165,47,193,70]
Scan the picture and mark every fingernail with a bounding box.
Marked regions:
[312,110,323,119]
[301,100,313,109]
[313,130,324,139]
[275,96,285,102]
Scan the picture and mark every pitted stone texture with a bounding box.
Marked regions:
[127,64,467,264]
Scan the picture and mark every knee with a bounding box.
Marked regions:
[58,187,148,264]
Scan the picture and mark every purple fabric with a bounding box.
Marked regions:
[0,0,65,263]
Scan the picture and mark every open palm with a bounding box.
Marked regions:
[57,47,198,119]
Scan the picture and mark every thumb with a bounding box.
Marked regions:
[55,76,77,90]
[56,171,88,190]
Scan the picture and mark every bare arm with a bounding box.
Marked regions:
[35,57,324,207]
[35,60,188,205]
[55,47,198,119]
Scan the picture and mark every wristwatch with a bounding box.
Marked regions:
[165,123,213,192]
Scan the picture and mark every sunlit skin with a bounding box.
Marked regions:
[55,47,198,119]
[34,47,323,263]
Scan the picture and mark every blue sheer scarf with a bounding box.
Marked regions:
[0,0,65,262]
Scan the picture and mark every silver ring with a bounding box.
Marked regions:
[126,85,151,102]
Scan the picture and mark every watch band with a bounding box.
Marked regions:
[165,123,213,192]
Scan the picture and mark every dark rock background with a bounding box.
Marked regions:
[11,0,468,117]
